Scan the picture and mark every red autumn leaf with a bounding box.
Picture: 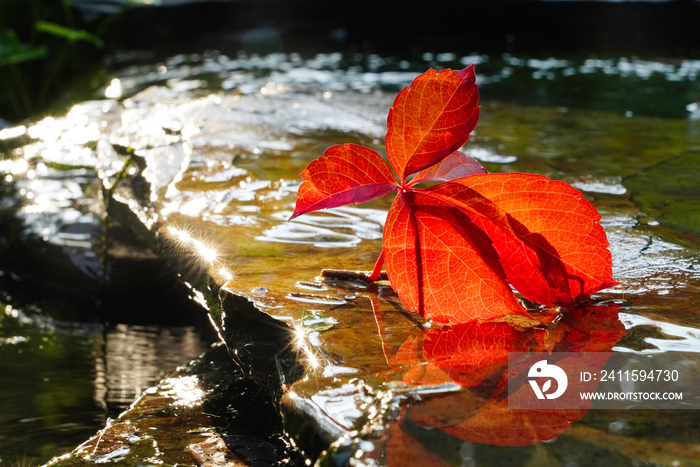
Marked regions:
[386,66,480,183]
[408,150,487,185]
[423,174,618,306]
[384,191,528,323]
[290,143,398,220]
[291,65,617,324]
[551,303,627,352]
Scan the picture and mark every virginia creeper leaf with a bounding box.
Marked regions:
[393,335,469,388]
[292,65,617,324]
[383,190,528,324]
[409,150,487,186]
[386,65,480,183]
[290,143,398,220]
[424,173,618,306]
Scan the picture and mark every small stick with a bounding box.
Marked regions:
[321,269,388,283]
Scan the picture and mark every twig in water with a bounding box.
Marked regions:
[321,269,388,283]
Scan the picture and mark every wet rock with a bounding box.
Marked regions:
[45,344,304,467]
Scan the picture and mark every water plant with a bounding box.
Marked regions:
[0,0,108,121]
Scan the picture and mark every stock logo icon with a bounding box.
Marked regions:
[528,360,568,400]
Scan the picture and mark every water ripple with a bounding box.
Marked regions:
[258,222,360,248]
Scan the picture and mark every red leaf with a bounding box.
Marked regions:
[290,144,398,220]
[408,150,487,186]
[291,65,617,324]
[424,173,618,306]
[408,387,488,431]
[386,66,480,183]
[383,190,528,323]
[556,304,626,352]
[392,335,467,387]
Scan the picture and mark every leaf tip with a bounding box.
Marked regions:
[289,206,303,221]
[453,63,477,82]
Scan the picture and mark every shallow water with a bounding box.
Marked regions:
[0,303,211,466]
[1,50,700,466]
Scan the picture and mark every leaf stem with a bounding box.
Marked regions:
[366,249,385,283]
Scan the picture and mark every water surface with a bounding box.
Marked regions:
[1,50,699,466]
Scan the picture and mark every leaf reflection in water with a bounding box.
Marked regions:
[378,303,624,464]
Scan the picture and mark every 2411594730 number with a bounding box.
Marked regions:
[599,369,679,382]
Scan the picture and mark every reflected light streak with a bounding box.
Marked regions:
[28,117,63,141]
[294,325,305,347]
[191,239,217,263]
[191,289,209,311]
[218,267,233,282]
[293,325,322,370]
[307,352,320,369]
[212,265,238,289]
[160,202,179,217]
[62,122,100,145]
[10,158,28,175]
[165,226,219,263]
[67,105,89,126]
[22,191,54,213]
[167,226,193,243]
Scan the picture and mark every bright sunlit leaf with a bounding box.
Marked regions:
[424,174,618,306]
[290,143,398,220]
[291,65,617,324]
[384,191,528,323]
[387,66,480,183]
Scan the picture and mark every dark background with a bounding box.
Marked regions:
[2,0,700,123]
